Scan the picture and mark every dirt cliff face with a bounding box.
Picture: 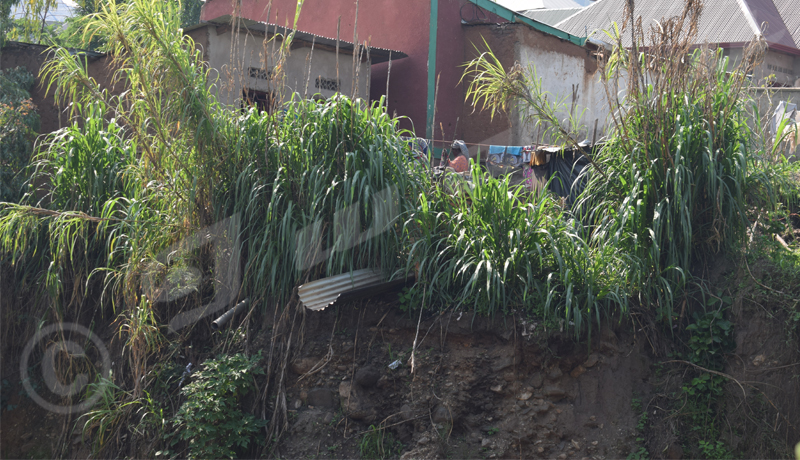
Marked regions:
[256,271,799,460]
[272,300,654,459]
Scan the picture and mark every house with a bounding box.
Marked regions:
[556,0,800,87]
[199,0,607,157]
[185,17,405,111]
[458,1,608,152]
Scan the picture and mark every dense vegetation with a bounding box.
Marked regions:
[1,0,799,458]
[0,66,39,203]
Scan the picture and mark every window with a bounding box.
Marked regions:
[248,67,272,81]
[241,88,272,113]
[315,76,340,92]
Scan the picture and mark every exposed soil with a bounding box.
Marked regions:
[271,300,654,460]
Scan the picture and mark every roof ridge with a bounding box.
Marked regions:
[523,7,582,11]
[741,0,798,49]
[554,0,603,29]
[735,0,765,37]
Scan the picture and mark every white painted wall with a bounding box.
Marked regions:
[204,26,371,108]
[724,48,799,87]
[759,50,798,87]
[514,42,609,145]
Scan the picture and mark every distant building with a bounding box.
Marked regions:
[199,0,606,156]
[185,17,404,111]
[0,41,110,134]
[556,0,800,87]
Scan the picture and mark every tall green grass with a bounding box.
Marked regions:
[456,0,774,330]
[402,165,630,331]
[0,0,428,454]
[2,0,797,455]
[225,96,426,307]
[576,2,763,322]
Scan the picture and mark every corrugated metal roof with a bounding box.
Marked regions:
[468,0,587,46]
[521,8,583,26]
[773,0,800,48]
[556,0,800,52]
[745,0,795,48]
[297,268,413,311]
[190,16,407,64]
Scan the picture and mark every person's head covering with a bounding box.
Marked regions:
[415,138,429,155]
[451,140,469,161]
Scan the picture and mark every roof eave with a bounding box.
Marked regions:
[717,41,800,56]
[191,17,408,63]
[766,41,800,56]
[466,0,586,47]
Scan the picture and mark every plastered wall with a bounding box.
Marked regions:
[195,25,370,108]
[460,24,607,159]
[515,30,607,146]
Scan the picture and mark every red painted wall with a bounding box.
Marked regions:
[434,0,468,144]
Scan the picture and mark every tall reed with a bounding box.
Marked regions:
[577,0,764,321]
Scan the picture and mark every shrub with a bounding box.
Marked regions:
[171,352,266,459]
[227,95,427,307]
[0,67,39,203]
[576,2,761,323]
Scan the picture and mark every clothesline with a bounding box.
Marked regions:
[404,134,567,150]
[425,139,537,149]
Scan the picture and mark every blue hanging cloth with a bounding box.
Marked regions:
[505,146,523,156]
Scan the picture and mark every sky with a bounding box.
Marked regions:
[11,0,78,23]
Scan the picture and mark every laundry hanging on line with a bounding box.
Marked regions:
[487,145,534,167]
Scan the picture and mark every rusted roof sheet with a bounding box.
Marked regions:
[556,0,800,52]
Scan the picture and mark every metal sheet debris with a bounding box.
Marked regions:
[298,269,412,311]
